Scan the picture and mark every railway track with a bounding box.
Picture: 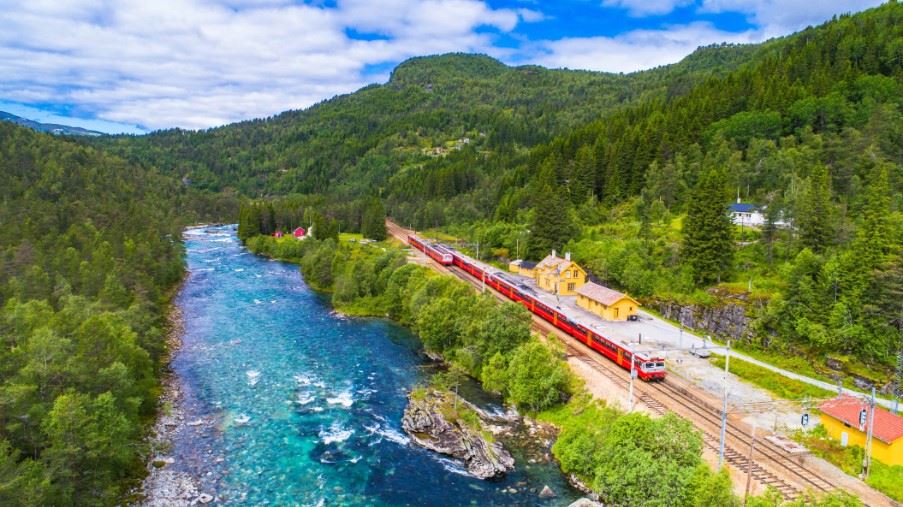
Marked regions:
[386,220,836,501]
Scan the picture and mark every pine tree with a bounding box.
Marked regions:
[762,202,780,264]
[798,165,834,252]
[682,167,734,285]
[853,162,891,266]
[569,145,595,204]
[527,162,574,259]
[361,198,387,240]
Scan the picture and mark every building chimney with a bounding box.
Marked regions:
[565,252,571,261]
[552,249,556,258]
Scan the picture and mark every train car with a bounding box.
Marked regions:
[431,244,454,265]
[441,247,666,381]
[407,235,453,265]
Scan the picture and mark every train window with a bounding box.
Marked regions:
[656,362,664,368]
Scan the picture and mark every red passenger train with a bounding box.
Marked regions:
[408,235,453,265]
[407,234,666,381]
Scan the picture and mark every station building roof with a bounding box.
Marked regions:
[819,395,903,444]
[575,282,637,307]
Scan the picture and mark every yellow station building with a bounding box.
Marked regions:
[508,259,537,278]
[533,251,586,296]
[818,395,903,466]
[575,282,640,321]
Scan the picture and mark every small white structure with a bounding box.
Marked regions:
[728,198,765,227]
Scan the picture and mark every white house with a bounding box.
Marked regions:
[728,199,765,227]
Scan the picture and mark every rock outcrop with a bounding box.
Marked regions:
[650,288,766,344]
[401,390,514,479]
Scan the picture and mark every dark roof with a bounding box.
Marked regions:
[576,282,638,306]
[729,203,758,213]
[519,261,537,269]
[819,395,903,444]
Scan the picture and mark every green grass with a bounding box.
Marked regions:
[795,425,903,503]
[867,461,903,502]
[727,344,892,391]
[537,392,619,428]
[710,354,835,400]
[333,295,389,317]
[410,387,427,401]
[339,232,363,242]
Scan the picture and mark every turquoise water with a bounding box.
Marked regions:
[170,225,580,505]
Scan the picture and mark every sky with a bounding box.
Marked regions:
[0,0,885,134]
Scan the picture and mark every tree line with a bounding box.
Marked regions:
[0,122,233,505]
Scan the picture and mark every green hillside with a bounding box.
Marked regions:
[226,4,903,373]
[0,122,233,505]
[92,46,758,197]
[2,2,902,503]
[497,3,903,369]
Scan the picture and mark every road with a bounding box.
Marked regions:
[630,309,899,410]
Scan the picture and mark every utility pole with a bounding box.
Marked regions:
[863,387,876,479]
[894,348,903,415]
[719,340,731,468]
[628,355,636,412]
[743,424,757,506]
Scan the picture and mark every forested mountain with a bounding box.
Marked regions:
[0,111,105,137]
[222,4,903,370]
[0,122,233,505]
[508,3,903,367]
[93,47,759,197]
[4,3,901,503]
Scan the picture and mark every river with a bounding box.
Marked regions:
[164,225,580,505]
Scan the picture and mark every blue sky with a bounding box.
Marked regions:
[0,0,883,133]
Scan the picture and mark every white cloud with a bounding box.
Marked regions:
[602,0,694,16]
[528,22,758,73]
[699,0,884,36]
[0,0,524,130]
[517,8,546,22]
[0,0,885,131]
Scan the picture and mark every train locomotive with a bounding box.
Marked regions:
[407,234,666,381]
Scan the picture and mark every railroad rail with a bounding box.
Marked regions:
[387,220,838,500]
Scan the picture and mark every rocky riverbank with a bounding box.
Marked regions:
[135,305,212,506]
[401,389,515,479]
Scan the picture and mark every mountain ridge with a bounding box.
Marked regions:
[0,110,105,136]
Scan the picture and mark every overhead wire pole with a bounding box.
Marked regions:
[719,339,731,468]
[743,423,757,507]
[863,387,877,479]
[628,354,636,412]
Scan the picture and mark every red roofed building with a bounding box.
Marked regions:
[818,395,903,465]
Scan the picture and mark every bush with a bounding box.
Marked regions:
[504,339,571,412]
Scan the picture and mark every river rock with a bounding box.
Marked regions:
[401,390,514,479]
[539,485,556,499]
[197,493,214,504]
[568,499,603,507]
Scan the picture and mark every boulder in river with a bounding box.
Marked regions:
[568,499,603,507]
[401,389,514,479]
[539,485,556,499]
